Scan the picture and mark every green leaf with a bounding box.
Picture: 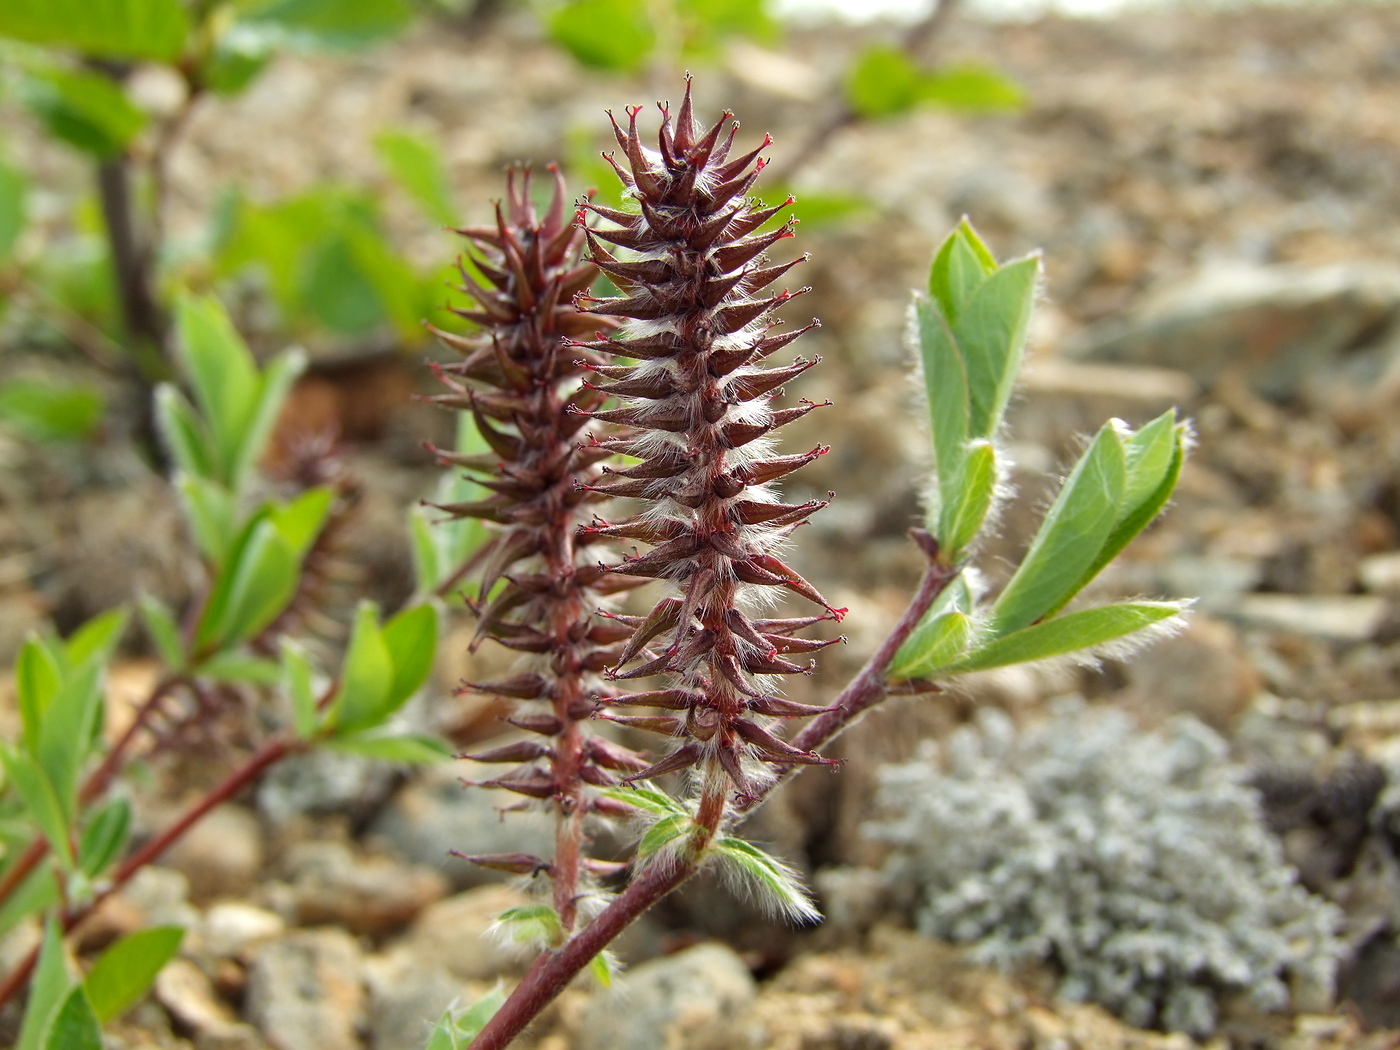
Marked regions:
[0,162,27,261]
[0,864,59,939]
[65,607,129,669]
[919,64,1024,111]
[137,594,185,670]
[928,219,996,326]
[950,601,1186,672]
[954,255,1039,440]
[549,0,654,73]
[0,379,104,443]
[588,950,619,988]
[0,0,188,61]
[329,602,393,733]
[601,785,686,817]
[1,747,73,869]
[409,510,442,595]
[43,986,102,1050]
[845,45,921,119]
[37,662,103,820]
[382,604,437,712]
[78,797,130,878]
[280,640,319,739]
[374,129,457,227]
[174,474,238,567]
[84,926,184,1022]
[198,519,299,649]
[154,386,215,481]
[323,731,450,764]
[496,904,564,946]
[887,610,973,681]
[16,636,61,756]
[637,813,693,858]
[990,422,1126,637]
[198,652,282,685]
[1049,413,1187,618]
[430,987,505,1047]
[710,836,819,923]
[173,295,260,487]
[915,299,969,518]
[938,441,997,560]
[19,67,148,158]
[17,919,71,1050]
[231,349,306,494]
[231,0,415,50]
[302,234,386,334]
[268,486,333,560]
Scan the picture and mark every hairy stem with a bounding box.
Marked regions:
[467,537,956,1050]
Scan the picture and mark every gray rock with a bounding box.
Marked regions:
[162,803,264,902]
[1065,262,1400,403]
[197,902,286,961]
[575,943,757,1050]
[287,839,447,936]
[1359,552,1400,595]
[368,762,553,890]
[245,928,366,1050]
[400,884,527,982]
[364,949,464,1050]
[1224,593,1388,642]
[257,748,398,826]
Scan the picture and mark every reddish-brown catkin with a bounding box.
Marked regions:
[577,82,844,836]
[427,167,646,929]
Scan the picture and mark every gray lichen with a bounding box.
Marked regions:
[868,701,1342,1036]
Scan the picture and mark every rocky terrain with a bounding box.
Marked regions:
[2,3,1400,1048]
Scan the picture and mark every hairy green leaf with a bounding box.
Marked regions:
[601,785,687,817]
[991,422,1126,637]
[84,926,184,1022]
[637,813,693,858]
[951,601,1186,672]
[914,299,969,522]
[887,610,973,681]
[496,904,564,946]
[954,255,1038,440]
[927,219,996,326]
[937,440,997,559]
[711,836,819,923]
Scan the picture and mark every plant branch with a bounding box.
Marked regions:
[466,533,957,1050]
[0,734,300,1011]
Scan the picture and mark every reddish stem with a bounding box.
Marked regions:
[467,538,956,1050]
[0,735,299,1011]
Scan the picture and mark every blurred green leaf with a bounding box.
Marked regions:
[496,903,564,945]
[268,487,333,560]
[637,813,692,858]
[0,162,26,260]
[84,926,184,1022]
[952,601,1186,672]
[198,517,299,649]
[0,0,188,61]
[990,422,1126,637]
[64,607,129,669]
[0,379,104,443]
[845,45,920,119]
[232,348,305,492]
[43,986,102,1050]
[201,33,272,95]
[1,747,73,869]
[173,295,260,486]
[198,652,282,685]
[324,731,450,764]
[174,474,238,566]
[78,797,130,878]
[16,637,61,755]
[330,601,393,733]
[280,639,319,738]
[231,0,415,50]
[37,662,103,819]
[549,0,654,73]
[138,594,185,670]
[919,64,1024,111]
[375,129,457,227]
[383,604,437,706]
[303,235,384,334]
[678,0,777,56]
[18,919,70,1050]
[888,610,972,680]
[19,67,147,158]
[155,386,215,481]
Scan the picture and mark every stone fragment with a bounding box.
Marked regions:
[245,928,366,1050]
[1011,358,1199,453]
[287,839,447,936]
[575,943,757,1050]
[364,948,464,1050]
[257,749,398,826]
[1065,262,1400,403]
[1224,594,1388,642]
[1119,615,1259,729]
[1359,551,1400,595]
[162,804,264,901]
[154,957,239,1036]
[369,762,553,890]
[200,902,286,960]
[400,884,528,982]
